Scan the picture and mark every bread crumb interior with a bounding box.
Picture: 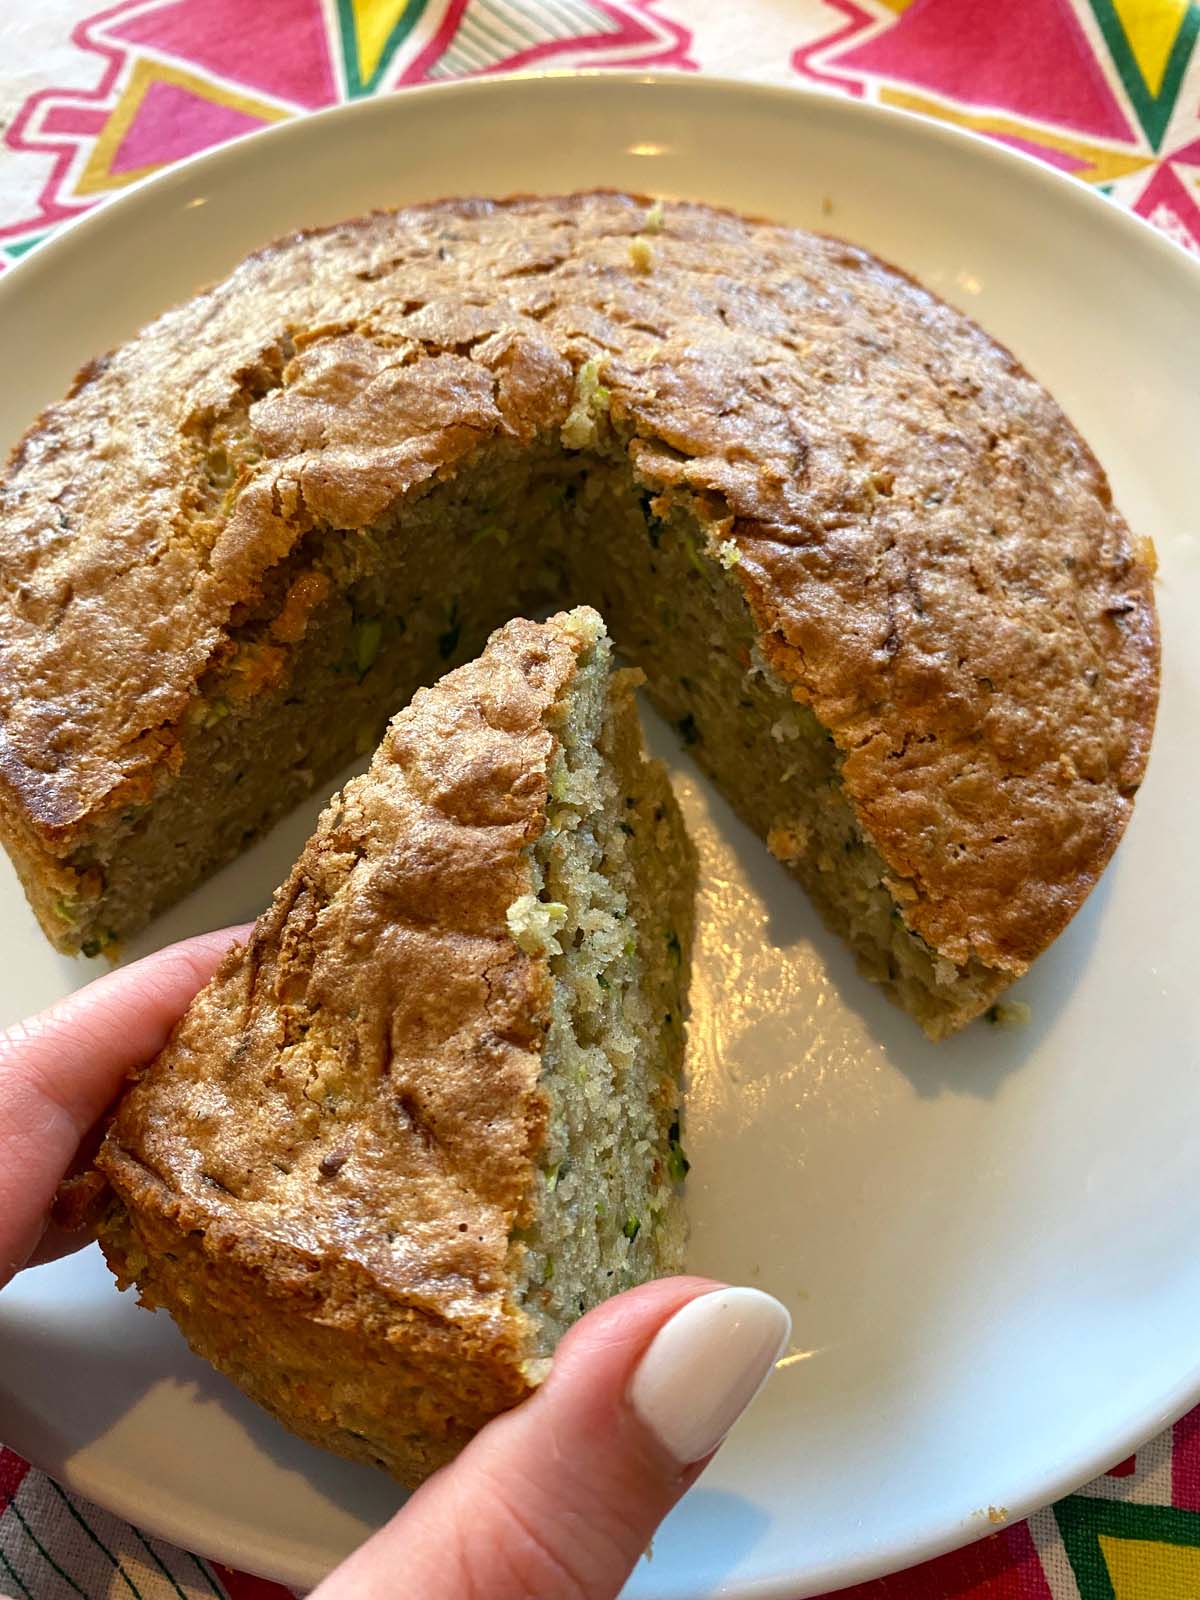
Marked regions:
[509,613,688,1357]
[67,431,1004,1034]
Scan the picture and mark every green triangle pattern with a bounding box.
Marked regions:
[1056,1493,1200,1600]
[4,233,48,260]
[1086,0,1200,149]
[335,0,433,98]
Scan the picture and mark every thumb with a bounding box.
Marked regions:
[313,1278,790,1600]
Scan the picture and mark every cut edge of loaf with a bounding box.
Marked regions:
[15,433,1016,1036]
[510,612,691,1359]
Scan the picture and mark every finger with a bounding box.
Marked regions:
[27,1217,116,1270]
[312,1278,790,1600]
[0,925,249,1283]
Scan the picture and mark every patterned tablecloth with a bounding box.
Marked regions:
[1,4,1198,1597]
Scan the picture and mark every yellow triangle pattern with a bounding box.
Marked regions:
[75,57,288,197]
[879,87,1154,185]
[349,0,416,88]
[1101,1531,1200,1597]
[1110,0,1191,97]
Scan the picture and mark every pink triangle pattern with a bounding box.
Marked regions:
[827,0,1134,142]
[108,79,271,174]
[793,0,1200,252]
[107,0,337,111]
[1134,157,1200,252]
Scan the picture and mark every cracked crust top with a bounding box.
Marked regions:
[0,192,1158,974]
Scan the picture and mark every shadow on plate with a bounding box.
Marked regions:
[683,735,1109,1102]
[0,1253,403,1535]
[635,1487,772,1597]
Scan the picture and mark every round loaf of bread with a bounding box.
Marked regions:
[0,193,1158,1034]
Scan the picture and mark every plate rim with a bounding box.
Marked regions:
[1,68,1198,1600]
[2,68,1199,309]
[30,1335,1200,1599]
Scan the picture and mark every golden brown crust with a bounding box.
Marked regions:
[0,192,1158,976]
[98,1172,505,1480]
[96,612,592,1483]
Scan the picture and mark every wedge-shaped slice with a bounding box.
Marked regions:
[95,607,695,1485]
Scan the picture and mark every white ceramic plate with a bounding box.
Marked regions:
[1,73,1198,1600]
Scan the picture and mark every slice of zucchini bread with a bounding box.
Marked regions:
[93,607,695,1485]
[0,193,1159,1035]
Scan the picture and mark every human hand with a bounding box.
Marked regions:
[0,927,245,1285]
[312,1277,790,1600]
[0,935,791,1600]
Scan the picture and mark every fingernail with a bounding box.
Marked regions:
[629,1286,792,1464]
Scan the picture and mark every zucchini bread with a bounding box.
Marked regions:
[0,193,1159,1035]
[94,607,695,1484]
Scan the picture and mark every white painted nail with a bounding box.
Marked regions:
[629,1287,792,1465]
